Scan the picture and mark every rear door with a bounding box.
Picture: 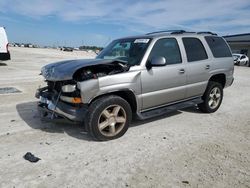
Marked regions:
[182,37,211,98]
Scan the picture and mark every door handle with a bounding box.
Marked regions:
[205,65,210,70]
[179,69,185,74]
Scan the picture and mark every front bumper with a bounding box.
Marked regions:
[36,87,88,122]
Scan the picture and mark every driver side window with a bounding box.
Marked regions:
[148,38,182,65]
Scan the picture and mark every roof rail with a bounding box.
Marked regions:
[171,31,196,34]
[197,31,217,36]
[146,30,186,35]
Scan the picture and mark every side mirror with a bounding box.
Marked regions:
[147,56,167,69]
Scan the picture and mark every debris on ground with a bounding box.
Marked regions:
[182,180,189,184]
[23,152,41,163]
[10,120,15,122]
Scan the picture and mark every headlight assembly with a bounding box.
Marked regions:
[61,84,76,93]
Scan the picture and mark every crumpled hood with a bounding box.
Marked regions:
[41,58,122,81]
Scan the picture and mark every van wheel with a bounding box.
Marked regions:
[198,81,223,113]
[85,95,132,141]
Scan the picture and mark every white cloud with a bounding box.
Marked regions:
[1,0,250,35]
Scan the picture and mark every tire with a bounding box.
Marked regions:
[85,95,132,141]
[198,81,223,113]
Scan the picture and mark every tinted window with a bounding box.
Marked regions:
[205,36,232,57]
[148,38,182,65]
[182,38,208,62]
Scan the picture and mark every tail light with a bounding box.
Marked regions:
[6,43,9,52]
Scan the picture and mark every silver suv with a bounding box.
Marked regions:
[36,30,234,141]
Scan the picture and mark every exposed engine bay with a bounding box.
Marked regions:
[73,62,130,82]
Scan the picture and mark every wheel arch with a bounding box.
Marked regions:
[208,73,226,88]
[88,89,138,113]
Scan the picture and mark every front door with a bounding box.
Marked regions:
[141,38,187,110]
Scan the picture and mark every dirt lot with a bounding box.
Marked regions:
[0,47,249,188]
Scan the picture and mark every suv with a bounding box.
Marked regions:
[36,30,234,141]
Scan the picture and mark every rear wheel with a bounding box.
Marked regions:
[198,81,223,113]
[85,95,132,141]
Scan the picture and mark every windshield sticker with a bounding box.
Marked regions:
[134,39,150,43]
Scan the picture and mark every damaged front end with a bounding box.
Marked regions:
[36,80,88,122]
[36,59,130,122]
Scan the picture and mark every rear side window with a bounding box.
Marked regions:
[205,36,232,57]
[182,38,208,62]
[148,38,182,65]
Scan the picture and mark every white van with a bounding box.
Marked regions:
[0,27,10,61]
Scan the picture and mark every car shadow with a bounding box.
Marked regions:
[16,101,201,140]
[16,101,93,141]
[0,62,7,66]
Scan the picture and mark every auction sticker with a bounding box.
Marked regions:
[134,39,150,43]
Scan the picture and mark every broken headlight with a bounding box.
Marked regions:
[61,84,76,93]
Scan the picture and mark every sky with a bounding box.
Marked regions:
[0,0,250,47]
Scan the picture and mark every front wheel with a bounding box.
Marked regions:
[198,81,223,113]
[85,95,132,141]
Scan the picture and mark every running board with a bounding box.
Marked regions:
[136,97,203,120]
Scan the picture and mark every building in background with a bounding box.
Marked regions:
[224,33,250,58]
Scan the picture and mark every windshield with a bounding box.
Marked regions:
[97,38,151,66]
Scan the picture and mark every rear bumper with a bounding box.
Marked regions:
[225,76,234,88]
[0,52,10,61]
[36,87,88,122]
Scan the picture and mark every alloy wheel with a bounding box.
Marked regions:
[208,87,221,109]
[98,105,127,137]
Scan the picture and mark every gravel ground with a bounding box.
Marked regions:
[0,47,249,188]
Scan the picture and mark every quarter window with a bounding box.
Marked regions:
[148,38,182,65]
[205,36,232,57]
[182,38,208,62]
